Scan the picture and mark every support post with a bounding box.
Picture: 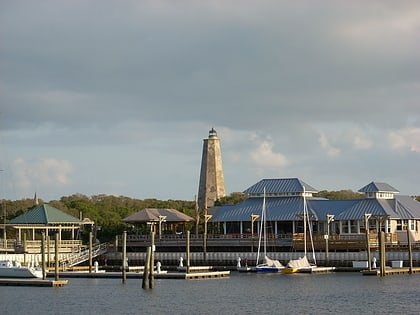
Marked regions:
[23,232,27,266]
[158,216,166,241]
[364,214,372,271]
[122,231,127,284]
[380,231,386,277]
[89,231,93,273]
[142,246,151,289]
[186,231,190,274]
[251,214,259,252]
[54,233,59,281]
[407,225,413,274]
[325,214,335,265]
[41,232,46,280]
[149,231,155,289]
[203,214,212,262]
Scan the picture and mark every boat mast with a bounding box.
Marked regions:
[303,185,307,258]
[256,187,266,265]
[303,184,317,265]
[263,188,267,258]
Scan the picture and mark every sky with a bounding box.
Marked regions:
[0,1,420,202]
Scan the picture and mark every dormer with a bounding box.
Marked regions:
[358,181,399,199]
[243,178,318,198]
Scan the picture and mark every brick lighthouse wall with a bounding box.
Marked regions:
[198,129,226,210]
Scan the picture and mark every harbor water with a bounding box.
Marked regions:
[2,272,420,314]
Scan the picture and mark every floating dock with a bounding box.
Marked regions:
[362,267,420,276]
[0,278,68,287]
[307,266,336,273]
[47,270,230,280]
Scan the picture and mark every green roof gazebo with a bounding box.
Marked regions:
[8,204,86,252]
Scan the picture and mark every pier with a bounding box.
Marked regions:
[46,270,229,280]
[362,267,420,276]
[0,278,68,287]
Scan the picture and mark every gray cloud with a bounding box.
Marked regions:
[1,1,419,200]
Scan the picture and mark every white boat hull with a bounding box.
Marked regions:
[0,260,43,278]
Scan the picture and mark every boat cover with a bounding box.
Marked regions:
[264,256,283,267]
[286,256,311,269]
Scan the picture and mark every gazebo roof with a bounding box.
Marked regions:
[8,204,82,225]
[122,208,194,224]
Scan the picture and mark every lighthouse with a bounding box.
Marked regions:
[197,128,226,210]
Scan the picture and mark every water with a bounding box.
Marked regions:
[2,273,420,314]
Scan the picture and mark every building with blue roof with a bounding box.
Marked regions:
[209,178,420,244]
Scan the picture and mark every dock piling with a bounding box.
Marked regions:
[186,231,190,274]
[142,246,151,289]
[89,231,93,273]
[407,226,413,274]
[41,232,46,280]
[122,230,127,284]
[148,232,155,289]
[54,233,59,281]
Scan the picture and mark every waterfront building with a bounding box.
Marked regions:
[122,208,194,235]
[3,204,90,254]
[209,178,420,245]
[197,128,226,210]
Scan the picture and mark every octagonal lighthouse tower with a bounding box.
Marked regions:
[197,128,226,210]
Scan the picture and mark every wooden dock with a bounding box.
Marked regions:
[0,278,68,287]
[362,267,420,276]
[47,270,230,280]
[309,267,336,273]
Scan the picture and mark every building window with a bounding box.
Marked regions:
[342,220,349,234]
[350,220,358,233]
[396,220,408,231]
[409,220,417,231]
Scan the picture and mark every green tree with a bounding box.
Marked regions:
[214,192,248,206]
[315,190,363,200]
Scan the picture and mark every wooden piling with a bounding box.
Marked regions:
[122,231,127,284]
[379,231,386,277]
[41,232,46,280]
[54,233,59,281]
[407,226,413,274]
[23,232,27,266]
[203,232,207,261]
[186,231,190,274]
[365,214,371,271]
[149,232,155,289]
[89,231,93,273]
[46,235,50,268]
[142,246,151,289]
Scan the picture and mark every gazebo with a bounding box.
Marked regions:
[6,204,88,253]
[122,208,194,237]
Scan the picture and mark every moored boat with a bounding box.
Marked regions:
[283,185,317,274]
[282,256,316,273]
[255,255,284,273]
[255,189,284,273]
[0,260,43,278]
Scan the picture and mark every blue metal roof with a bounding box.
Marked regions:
[210,195,420,222]
[334,199,388,220]
[308,199,360,220]
[358,182,399,193]
[243,178,318,195]
[211,196,319,222]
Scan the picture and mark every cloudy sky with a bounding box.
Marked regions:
[1,1,419,201]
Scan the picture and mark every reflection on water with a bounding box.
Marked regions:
[2,273,420,314]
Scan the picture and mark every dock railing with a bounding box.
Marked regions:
[59,242,109,269]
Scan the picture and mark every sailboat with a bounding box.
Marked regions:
[283,185,317,273]
[255,188,284,273]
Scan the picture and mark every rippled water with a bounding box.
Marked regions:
[2,272,420,314]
